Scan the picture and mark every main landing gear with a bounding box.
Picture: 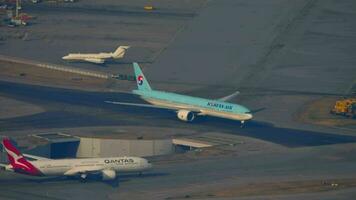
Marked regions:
[240,120,245,128]
[80,173,87,182]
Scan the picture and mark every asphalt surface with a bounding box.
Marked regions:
[0,0,356,199]
[1,81,355,148]
[0,0,203,74]
[147,0,356,130]
[149,0,356,93]
[0,143,356,200]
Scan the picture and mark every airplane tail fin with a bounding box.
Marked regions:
[113,46,130,58]
[1,138,41,175]
[133,62,152,91]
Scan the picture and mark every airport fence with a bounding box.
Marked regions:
[0,55,110,79]
[36,63,109,79]
[0,55,139,82]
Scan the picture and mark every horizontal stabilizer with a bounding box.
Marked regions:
[117,46,130,50]
[0,163,7,170]
[113,46,130,58]
[23,154,51,161]
[218,91,240,102]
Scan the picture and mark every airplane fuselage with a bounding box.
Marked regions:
[133,89,252,121]
[62,53,114,60]
[8,156,151,177]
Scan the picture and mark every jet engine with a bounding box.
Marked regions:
[177,110,195,122]
[102,169,116,180]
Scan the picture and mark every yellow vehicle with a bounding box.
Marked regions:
[144,5,155,10]
[330,98,356,118]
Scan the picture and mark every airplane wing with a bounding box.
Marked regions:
[64,165,104,176]
[84,58,105,64]
[218,91,240,102]
[105,101,202,113]
[105,101,169,109]
[23,154,51,161]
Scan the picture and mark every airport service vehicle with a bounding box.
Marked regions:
[62,46,130,64]
[106,63,253,125]
[0,138,152,181]
[330,97,356,118]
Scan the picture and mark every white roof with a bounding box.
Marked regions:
[172,138,213,148]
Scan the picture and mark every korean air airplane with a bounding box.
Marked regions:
[0,138,152,181]
[106,63,253,125]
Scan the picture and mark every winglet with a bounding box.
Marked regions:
[133,62,152,91]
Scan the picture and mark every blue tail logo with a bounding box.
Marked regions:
[137,75,144,85]
[133,62,152,91]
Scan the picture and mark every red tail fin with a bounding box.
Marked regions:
[2,138,42,176]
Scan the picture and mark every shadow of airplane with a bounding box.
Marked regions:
[3,172,169,188]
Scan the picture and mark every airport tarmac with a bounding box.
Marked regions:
[0,0,355,199]
[1,0,354,133]
[0,80,355,148]
[0,0,205,74]
[0,141,356,200]
[147,0,356,131]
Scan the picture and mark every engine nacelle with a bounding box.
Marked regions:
[102,169,116,181]
[177,110,195,122]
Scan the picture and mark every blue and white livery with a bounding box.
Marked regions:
[106,63,253,125]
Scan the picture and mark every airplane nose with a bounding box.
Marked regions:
[244,113,253,120]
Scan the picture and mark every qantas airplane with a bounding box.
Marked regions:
[106,63,253,125]
[0,138,152,181]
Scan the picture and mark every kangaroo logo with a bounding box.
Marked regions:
[2,138,41,176]
[5,147,31,170]
[137,75,144,85]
